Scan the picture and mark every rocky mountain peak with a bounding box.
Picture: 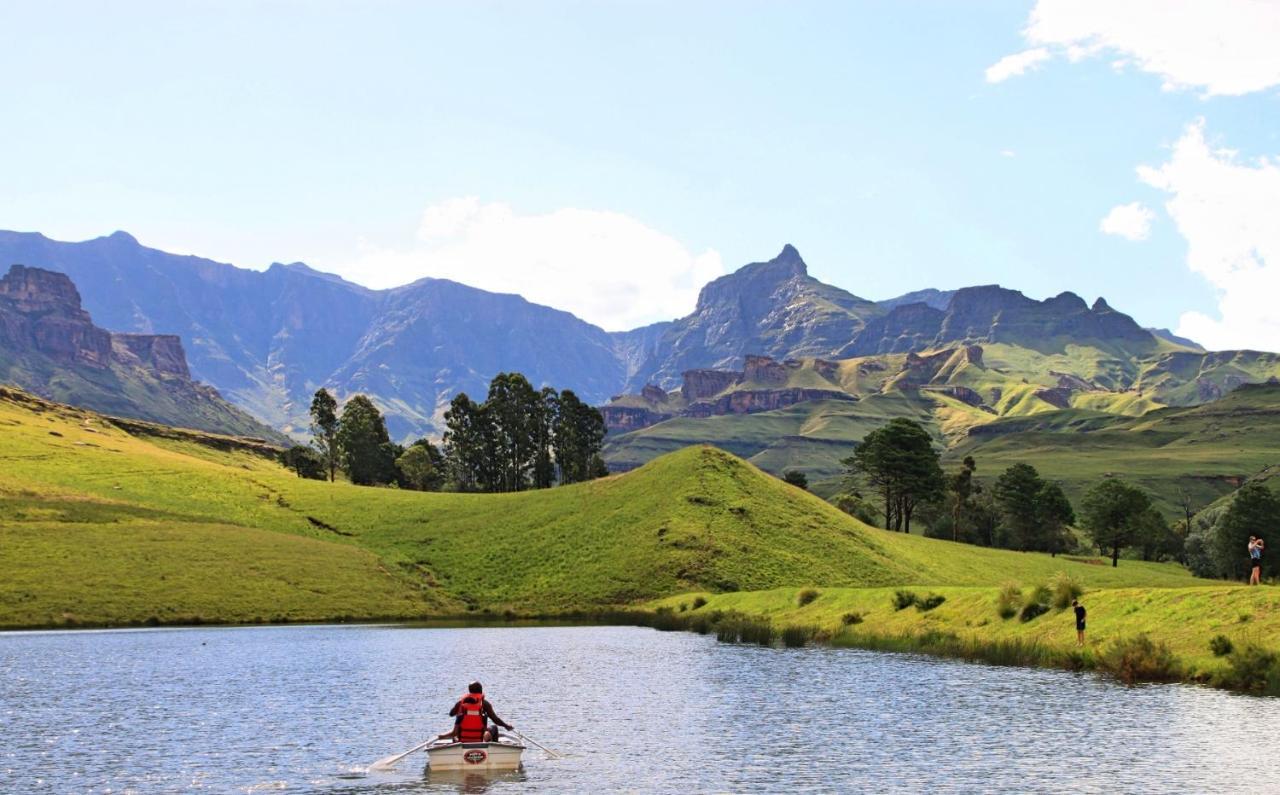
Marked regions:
[0,264,86,315]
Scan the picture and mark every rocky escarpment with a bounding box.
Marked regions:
[0,265,191,377]
[0,264,284,441]
[604,355,852,432]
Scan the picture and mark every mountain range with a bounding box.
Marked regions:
[0,263,282,440]
[1,231,1276,449]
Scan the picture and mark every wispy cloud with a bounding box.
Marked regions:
[332,198,724,331]
[985,47,1051,83]
[1099,202,1154,241]
[988,0,1280,96]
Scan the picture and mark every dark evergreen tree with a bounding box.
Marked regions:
[336,395,396,485]
[309,388,340,482]
[1081,478,1152,567]
[843,418,943,532]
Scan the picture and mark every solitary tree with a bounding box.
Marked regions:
[309,388,340,482]
[843,418,943,532]
[1081,478,1151,567]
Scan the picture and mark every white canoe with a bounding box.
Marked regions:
[425,740,525,771]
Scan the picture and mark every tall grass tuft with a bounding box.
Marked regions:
[1100,635,1182,684]
[916,594,946,612]
[1050,572,1084,610]
[842,612,864,625]
[796,588,820,607]
[781,625,817,648]
[892,590,919,611]
[996,582,1022,620]
[1019,601,1049,623]
[1209,635,1234,657]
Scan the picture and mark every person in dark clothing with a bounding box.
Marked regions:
[1072,600,1086,646]
[440,681,513,743]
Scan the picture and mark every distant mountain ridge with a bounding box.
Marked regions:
[0,263,282,440]
[0,230,1264,441]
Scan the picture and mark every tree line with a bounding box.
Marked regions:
[837,417,1180,566]
[278,372,607,492]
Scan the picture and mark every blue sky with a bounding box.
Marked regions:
[2,1,1278,345]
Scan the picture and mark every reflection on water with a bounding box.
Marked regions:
[3,624,1280,793]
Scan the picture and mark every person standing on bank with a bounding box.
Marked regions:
[1072,599,1086,646]
[1249,537,1265,585]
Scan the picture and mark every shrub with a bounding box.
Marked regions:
[716,616,775,646]
[1019,602,1049,623]
[678,602,688,612]
[842,612,864,626]
[916,594,946,612]
[692,596,708,610]
[797,588,820,607]
[996,583,1022,620]
[1216,645,1280,694]
[1049,572,1084,610]
[1101,635,1182,684]
[1029,584,1052,607]
[781,625,816,648]
[1209,635,1235,657]
[687,614,713,635]
[892,590,919,611]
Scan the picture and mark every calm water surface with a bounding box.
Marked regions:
[3,624,1279,794]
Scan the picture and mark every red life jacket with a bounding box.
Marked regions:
[456,693,487,742]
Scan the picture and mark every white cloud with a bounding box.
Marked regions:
[985,47,1051,83]
[333,199,724,331]
[990,0,1280,96]
[1000,149,1017,158]
[1099,201,1154,241]
[1137,121,1280,351]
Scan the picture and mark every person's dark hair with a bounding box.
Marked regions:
[1071,600,1079,607]
[468,681,483,694]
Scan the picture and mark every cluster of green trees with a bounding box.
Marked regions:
[280,390,445,489]
[442,372,607,492]
[280,373,607,493]
[839,417,1177,565]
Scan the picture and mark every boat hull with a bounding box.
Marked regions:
[425,741,525,771]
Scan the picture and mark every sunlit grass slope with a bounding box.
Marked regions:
[950,382,1280,514]
[0,388,1206,628]
[653,584,1280,675]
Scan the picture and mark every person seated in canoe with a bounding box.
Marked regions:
[435,681,513,743]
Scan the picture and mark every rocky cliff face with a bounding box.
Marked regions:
[0,264,283,441]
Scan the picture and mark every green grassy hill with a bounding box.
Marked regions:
[2,386,1203,628]
[949,382,1280,514]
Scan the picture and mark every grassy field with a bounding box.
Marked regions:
[2,386,1205,626]
[6,386,1280,692]
[949,383,1280,514]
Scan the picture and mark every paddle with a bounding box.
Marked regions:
[369,738,434,771]
[510,728,564,759]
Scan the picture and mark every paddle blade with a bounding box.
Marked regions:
[368,754,402,772]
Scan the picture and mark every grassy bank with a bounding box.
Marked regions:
[648,583,1280,693]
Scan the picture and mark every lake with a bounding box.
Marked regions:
[2,624,1278,793]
